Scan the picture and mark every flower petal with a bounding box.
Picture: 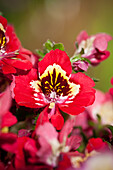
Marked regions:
[38,49,72,76]
[2,111,17,128]
[76,30,89,44]
[0,15,7,29]
[2,62,17,74]
[7,58,32,70]
[0,87,12,117]
[14,69,46,108]
[51,107,64,130]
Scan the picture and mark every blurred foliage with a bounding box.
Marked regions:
[0,0,113,92]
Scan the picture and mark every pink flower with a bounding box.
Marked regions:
[35,122,81,167]
[72,60,89,72]
[109,77,113,96]
[75,31,112,65]
[13,49,95,130]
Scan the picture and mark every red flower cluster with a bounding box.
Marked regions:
[0,15,113,170]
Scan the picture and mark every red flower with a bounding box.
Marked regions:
[75,31,112,65]
[0,15,32,74]
[15,137,36,169]
[14,49,95,129]
[86,138,109,153]
[14,136,52,169]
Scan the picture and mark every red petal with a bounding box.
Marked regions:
[6,25,21,52]
[111,77,113,85]
[76,30,89,44]
[15,137,30,168]
[51,107,64,130]
[86,138,109,153]
[0,87,12,117]
[60,105,85,116]
[0,133,17,153]
[0,15,7,29]
[35,106,49,130]
[2,111,17,128]
[38,49,72,76]
[14,69,45,108]
[69,72,95,106]
[109,88,113,96]
[57,153,72,170]
[7,59,32,70]
[59,73,95,116]
[70,72,95,90]
[2,62,16,74]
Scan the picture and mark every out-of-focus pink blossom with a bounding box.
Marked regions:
[81,152,113,170]
[109,77,113,96]
[36,122,82,167]
[72,60,89,72]
[0,86,11,117]
[87,89,113,125]
[75,31,112,65]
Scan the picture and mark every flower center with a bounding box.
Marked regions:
[0,25,6,51]
[30,64,80,105]
[40,67,71,99]
[0,24,6,60]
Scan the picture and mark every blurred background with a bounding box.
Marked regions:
[0,0,113,92]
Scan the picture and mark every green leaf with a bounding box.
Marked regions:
[76,142,85,153]
[88,120,95,127]
[92,77,99,82]
[36,40,65,59]
[53,43,64,51]
[36,50,45,58]
[81,57,91,64]
[33,113,40,130]
[45,39,53,47]
[96,114,101,123]
[44,41,53,51]
[75,41,78,49]
[0,12,3,16]
[80,48,84,54]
